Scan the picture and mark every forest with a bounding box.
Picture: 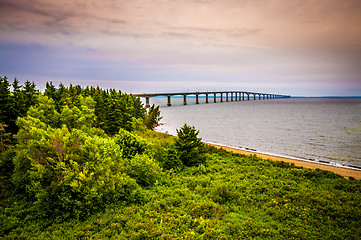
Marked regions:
[1,76,361,239]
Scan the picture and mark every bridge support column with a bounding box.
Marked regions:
[226,93,229,102]
[146,97,150,108]
[242,93,245,101]
[231,93,233,101]
[206,94,209,103]
[167,96,171,106]
[214,93,217,102]
[254,94,256,100]
[247,93,249,100]
[220,93,223,102]
[183,95,187,105]
[196,94,199,104]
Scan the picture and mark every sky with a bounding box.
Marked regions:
[0,0,361,96]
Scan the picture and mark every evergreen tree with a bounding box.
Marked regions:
[0,76,11,126]
[23,80,37,110]
[174,124,206,167]
[144,104,162,130]
[0,123,11,152]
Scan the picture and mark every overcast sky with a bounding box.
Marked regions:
[1,0,360,96]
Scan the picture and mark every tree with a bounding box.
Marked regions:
[174,124,206,167]
[23,80,37,110]
[0,123,11,152]
[0,76,11,126]
[144,104,162,130]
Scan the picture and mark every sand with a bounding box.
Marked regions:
[207,143,361,180]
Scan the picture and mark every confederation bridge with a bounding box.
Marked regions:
[134,91,291,107]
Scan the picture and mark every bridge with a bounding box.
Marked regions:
[134,91,291,107]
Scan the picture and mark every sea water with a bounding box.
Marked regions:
[148,97,361,169]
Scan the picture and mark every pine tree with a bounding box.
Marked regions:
[0,76,12,127]
[174,124,206,167]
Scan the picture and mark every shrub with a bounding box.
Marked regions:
[12,122,141,218]
[162,145,184,171]
[126,154,162,187]
[114,129,150,159]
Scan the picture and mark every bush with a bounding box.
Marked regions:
[12,122,141,218]
[114,129,150,159]
[162,145,184,171]
[126,154,162,187]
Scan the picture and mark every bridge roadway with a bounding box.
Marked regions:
[133,91,291,107]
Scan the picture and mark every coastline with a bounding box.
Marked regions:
[206,142,361,180]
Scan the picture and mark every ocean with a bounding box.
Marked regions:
[147,97,361,170]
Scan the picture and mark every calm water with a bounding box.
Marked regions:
[148,97,361,169]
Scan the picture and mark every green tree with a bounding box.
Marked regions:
[0,123,11,152]
[12,95,141,218]
[144,104,162,130]
[0,76,11,127]
[23,80,37,110]
[174,124,206,167]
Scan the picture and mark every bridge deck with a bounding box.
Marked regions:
[133,91,290,107]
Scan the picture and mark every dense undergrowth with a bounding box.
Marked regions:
[1,77,361,239]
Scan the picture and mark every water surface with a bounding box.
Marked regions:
[150,97,361,169]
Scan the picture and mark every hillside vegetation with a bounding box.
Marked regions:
[1,76,360,239]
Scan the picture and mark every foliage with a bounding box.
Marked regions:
[0,76,37,134]
[1,78,361,239]
[2,142,361,238]
[174,124,206,167]
[10,97,143,218]
[0,123,12,153]
[144,104,162,130]
[125,154,163,187]
[114,129,150,159]
[162,145,184,171]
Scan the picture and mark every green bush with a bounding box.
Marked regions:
[114,128,150,159]
[162,145,184,171]
[126,154,162,187]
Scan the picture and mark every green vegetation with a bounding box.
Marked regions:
[1,76,361,239]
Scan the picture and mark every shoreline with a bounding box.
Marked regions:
[206,142,361,180]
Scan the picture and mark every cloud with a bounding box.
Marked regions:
[0,0,360,95]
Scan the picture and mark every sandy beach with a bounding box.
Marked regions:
[207,143,361,180]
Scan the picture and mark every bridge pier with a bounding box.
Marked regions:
[226,93,229,102]
[214,93,217,102]
[196,94,199,104]
[220,93,223,102]
[146,97,150,108]
[231,93,233,101]
[183,95,187,105]
[247,93,250,100]
[167,96,171,106]
[206,93,209,103]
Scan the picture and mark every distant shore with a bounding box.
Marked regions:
[206,143,361,180]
